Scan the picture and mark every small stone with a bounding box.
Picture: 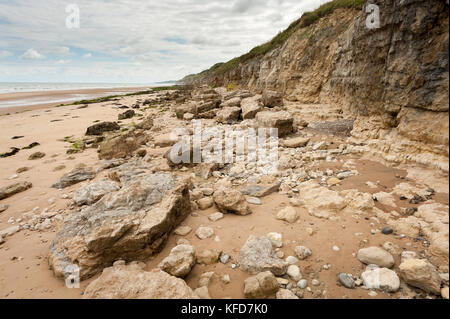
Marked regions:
[243,271,279,299]
[276,289,299,299]
[246,197,262,205]
[195,227,215,240]
[332,245,340,252]
[208,212,224,222]
[221,274,231,284]
[197,197,214,210]
[357,247,395,268]
[0,204,9,213]
[219,253,230,264]
[285,256,299,265]
[368,291,378,297]
[158,245,196,278]
[326,177,341,186]
[276,206,299,223]
[361,266,400,292]
[287,265,302,281]
[267,232,283,248]
[338,273,355,289]
[197,249,221,265]
[297,279,308,289]
[174,226,192,236]
[381,227,393,235]
[311,279,320,286]
[294,246,312,260]
[28,152,45,160]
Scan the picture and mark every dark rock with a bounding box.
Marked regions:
[382,227,394,235]
[0,181,32,200]
[118,110,135,120]
[0,147,20,158]
[28,152,45,160]
[338,273,355,289]
[86,122,120,136]
[51,166,95,189]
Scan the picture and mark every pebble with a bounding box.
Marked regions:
[297,279,308,289]
[332,245,340,252]
[246,197,262,205]
[382,227,393,235]
[338,273,355,289]
[219,253,230,264]
[311,279,320,286]
[208,212,224,222]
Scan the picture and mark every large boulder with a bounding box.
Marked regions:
[0,181,32,200]
[357,247,395,268]
[98,130,149,160]
[241,95,263,119]
[262,90,283,107]
[83,262,199,299]
[158,244,196,277]
[86,122,120,136]
[51,166,95,189]
[220,97,242,108]
[118,110,135,120]
[244,271,279,299]
[399,259,442,295]
[238,235,287,276]
[213,188,251,216]
[49,173,191,280]
[73,180,120,206]
[216,107,241,124]
[255,111,293,137]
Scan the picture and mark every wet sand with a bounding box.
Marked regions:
[0,86,152,115]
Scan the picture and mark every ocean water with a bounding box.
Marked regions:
[0,82,156,94]
[0,82,169,109]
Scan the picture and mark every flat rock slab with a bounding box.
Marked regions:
[49,173,191,280]
[0,181,32,200]
[239,183,280,198]
[51,166,95,189]
[83,263,198,299]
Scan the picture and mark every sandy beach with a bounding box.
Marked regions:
[0,86,448,299]
[0,86,152,115]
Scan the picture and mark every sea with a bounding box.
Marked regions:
[0,82,174,109]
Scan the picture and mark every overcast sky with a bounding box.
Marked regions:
[0,0,327,83]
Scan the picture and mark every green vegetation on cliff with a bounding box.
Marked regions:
[182,0,364,82]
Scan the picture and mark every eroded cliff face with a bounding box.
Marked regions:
[187,0,449,171]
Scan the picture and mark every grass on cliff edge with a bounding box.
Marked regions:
[182,0,364,81]
[56,85,182,107]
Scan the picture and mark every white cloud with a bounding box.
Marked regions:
[0,0,326,82]
[55,59,71,65]
[21,48,45,60]
[56,46,70,56]
[0,50,12,58]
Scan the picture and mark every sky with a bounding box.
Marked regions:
[0,0,327,83]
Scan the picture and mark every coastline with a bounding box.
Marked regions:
[0,86,153,115]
